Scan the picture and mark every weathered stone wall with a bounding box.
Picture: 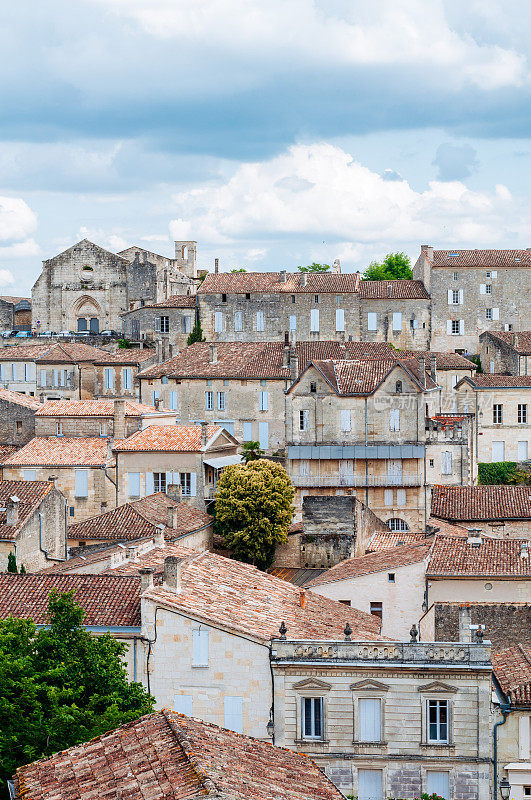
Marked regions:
[35,415,141,438]
[432,602,531,650]
[0,299,14,331]
[122,305,195,351]
[0,485,67,572]
[0,398,36,445]
[479,333,520,375]
[358,297,431,349]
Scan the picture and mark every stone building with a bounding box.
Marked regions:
[0,387,39,445]
[0,295,31,331]
[396,350,476,411]
[121,295,197,352]
[479,330,531,376]
[33,398,174,439]
[32,239,195,335]
[358,279,431,349]
[455,374,531,463]
[430,485,531,539]
[425,413,477,487]
[0,479,67,572]
[414,246,531,353]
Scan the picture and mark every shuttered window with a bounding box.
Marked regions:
[128,472,141,497]
[359,698,381,742]
[335,308,345,332]
[340,409,351,432]
[310,309,319,332]
[192,629,209,666]
[74,469,88,498]
[224,696,243,734]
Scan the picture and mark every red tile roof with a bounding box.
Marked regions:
[359,279,429,299]
[0,344,52,360]
[134,294,197,309]
[396,350,476,370]
[0,573,140,626]
[0,480,53,541]
[143,549,381,642]
[482,330,531,354]
[0,295,30,304]
[4,437,111,467]
[93,348,155,364]
[459,374,531,388]
[304,357,437,395]
[199,271,360,294]
[35,343,111,363]
[431,485,531,521]
[139,340,395,380]
[113,425,223,452]
[35,399,158,417]
[0,388,40,409]
[432,249,531,268]
[15,710,345,800]
[305,542,433,587]
[427,517,470,537]
[492,644,531,705]
[427,534,531,578]
[105,543,198,575]
[0,445,17,464]
[366,530,434,552]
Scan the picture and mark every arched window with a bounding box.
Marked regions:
[387,518,410,531]
[395,380,402,394]
[82,265,93,271]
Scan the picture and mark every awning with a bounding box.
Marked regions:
[203,454,243,469]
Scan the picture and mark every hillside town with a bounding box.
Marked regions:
[0,238,528,800]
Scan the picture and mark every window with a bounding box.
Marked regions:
[310,381,317,393]
[214,312,223,332]
[452,290,459,304]
[152,390,160,405]
[224,696,243,734]
[335,308,345,332]
[256,311,265,332]
[242,421,253,441]
[169,390,178,411]
[173,695,193,716]
[453,271,458,281]
[388,573,395,582]
[389,409,400,431]
[392,312,402,331]
[384,489,393,506]
[387,518,409,531]
[340,409,351,432]
[221,294,227,303]
[310,308,319,332]
[56,421,63,436]
[15,421,21,434]
[493,404,503,424]
[299,409,310,431]
[314,295,319,304]
[486,271,491,279]
[205,391,214,410]
[289,314,297,331]
[410,318,418,329]
[370,602,383,619]
[518,404,528,424]
[518,441,528,461]
[40,368,47,387]
[427,699,449,743]
[397,488,406,506]
[104,368,114,390]
[492,441,505,461]
[259,390,268,411]
[260,379,266,387]
[485,284,492,294]
[128,472,141,497]
[75,469,88,498]
[181,316,192,334]
[395,380,402,394]
[359,697,381,742]
[123,368,132,390]
[23,469,37,481]
[258,421,269,449]
[367,312,377,331]
[302,697,323,739]
[429,458,434,467]
[154,472,166,493]
[245,292,251,300]
[486,308,492,320]
[180,472,192,495]
[234,311,243,332]
[441,451,452,475]
[217,391,226,410]
[451,320,460,335]
[99,421,107,437]
[358,770,383,800]
[427,772,450,800]
[192,628,209,666]
[157,316,169,333]
[53,369,59,387]
[291,294,295,303]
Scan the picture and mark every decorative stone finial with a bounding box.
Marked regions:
[344,622,352,641]
[410,624,419,643]
[279,621,287,640]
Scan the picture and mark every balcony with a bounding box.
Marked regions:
[290,474,422,488]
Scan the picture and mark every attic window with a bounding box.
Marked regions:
[388,573,395,583]
[395,381,402,394]
[310,382,317,393]
[82,265,93,271]
[245,293,251,300]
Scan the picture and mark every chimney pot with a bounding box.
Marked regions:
[201,420,209,446]
[139,567,154,592]
[333,258,341,274]
[47,476,57,486]
[282,345,290,368]
[430,354,437,383]
[6,497,19,526]
[39,393,45,404]
[167,505,179,530]
[154,524,165,548]
[280,269,287,282]
[300,272,307,286]
[164,555,183,592]
[418,356,426,388]
[290,353,299,382]
[214,258,219,274]
[299,588,306,609]
[113,399,126,440]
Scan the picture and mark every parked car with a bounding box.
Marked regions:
[1,330,16,338]
[15,330,32,338]
[100,329,119,337]
[76,330,90,337]
[57,330,75,337]
[38,331,56,337]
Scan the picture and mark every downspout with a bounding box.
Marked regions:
[102,464,118,507]
[269,642,276,745]
[475,390,479,463]
[493,703,512,800]
[364,397,369,506]
[133,636,138,682]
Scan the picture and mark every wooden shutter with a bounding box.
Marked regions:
[359,698,381,742]
[224,696,243,734]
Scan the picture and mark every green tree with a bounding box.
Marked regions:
[19,564,26,575]
[240,441,264,463]
[6,552,17,573]
[215,460,294,569]
[187,316,204,345]
[362,252,413,281]
[0,591,153,795]
[297,262,330,273]
[230,268,247,272]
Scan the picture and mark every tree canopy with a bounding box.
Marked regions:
[215,459,294,569]
[240,441,264,463]
[297,262,330,273]
[0,591,153,796]
[362,252,413,281]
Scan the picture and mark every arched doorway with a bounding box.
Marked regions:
[72,296,101,334]
[89,317,99,334]
[77,318,87,332]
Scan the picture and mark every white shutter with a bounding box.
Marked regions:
[123,368,132,390]
[192,629,209,666]
[518,715,530,758]
[0,364,5,381]
[145,472,154,495]
[190,473,197,496]
[258,421,269,449]
[26,362,36,381]
[39,369,46,386]
[389,409,400,431]
[459,319,465,335]
[310,309,319,332]
[492,441,505,462]
[340,409,351,432]
[224,696,243,734]
[446,320,452,335]
[74,469,88,498]
[234,311,243,332]
[173,695,193,716]
[392,312,402,331]
[169,390,178,410]
[384,489,393,506]
[490,361,495,374]
[492,307,500,320]
[459,289,464,304]
[427,772,450,800]
[518,441,528,461]
[358,770,383,800]
[23,469,37,481]
[447,289,452,305]
[214,312,223,332]
[289,315,297,331]
[128,472,141,497]
[242,421,253,441]
[256,311,265,331]
[492,270,498,279]
[155,317,161,333]
[259,391,269,411]
[335,308,345,332]
[397,488,406,506]
[367,312,377,331]
[359,698,381,742]
[442,452,452,475]
[480,284,486,294]
[53,369,59,387]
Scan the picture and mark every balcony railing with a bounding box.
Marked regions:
[290,474,422,488]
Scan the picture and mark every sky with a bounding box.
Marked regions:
[2,0,531,293]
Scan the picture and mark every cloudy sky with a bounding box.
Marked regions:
[2,0,531,292]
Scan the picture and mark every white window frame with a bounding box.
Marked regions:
[518,404,528,424]
[335,308,345,332]
[205,390,214,410]
[104,367,114,390]
[192,628,209,667]
[217,391,226,411]
[358,697,382,743]
[234,311,243,332]
[74,469,89,498]
[367,312,377,331]
[301,696,324,740]
[427,699,450,744]
[299,409,310,431]
[122,368,132,390]
[310,308,319,332]
[259,390,268,411]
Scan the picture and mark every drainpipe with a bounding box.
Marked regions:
[102,464,118,507]
[364,397,369,506]
[493,703,512,800]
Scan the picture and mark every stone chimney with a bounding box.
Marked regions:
[420,244,434,260]
[39,393,45,404]
[282,345,290,368]
[6,496,19,526]
[430,354,437,384]
[299,588,306,608]
[458,605,472,643]
[290,353,299,382]
[514,333,519,350]
[164,555,183,592]
[167,505,179,530]
[139,567,154,593]
[161,334,170,362]
[280,269,287,282]
[154,397,161,411]
[214,257,219,274]
[332,259,341,274]
[113,399,126,440]
[300,272,307,286]
[166,483,182,503]
[201,420,209,446]
[47,476,57,487]
[418,356,426,388]
[153,524,165,548]
[209,344,218,364]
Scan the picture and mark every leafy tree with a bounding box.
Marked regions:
[468,354,483,374]
[298,262,330,273]
[240,441,264,463]
[215,460,294,569]
[187,316,205,345]
[6,552,17,573]
[362,252,413,281]
[478,462,518,485]
[0,591,153,795]
[19,564,26,575]
[230,268,247,273]
[118,338,131,349]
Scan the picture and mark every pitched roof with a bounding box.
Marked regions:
[128,294,197,310]
[305,542,433,587]
[0,295,30,305]
[15,710,344,800]
[366,530,434,552]
[358,279,429,299]
[138,340,395,380]
[492,644,531,705]
[0,387,40,409]
[68,494,212,542]
[93,348,156,364]
[143,549,381,642]
[35,400,158,417]
[0,573,140,626]
[427,534,531,578]
[431,485,531,521]
[3,437,111,467]
[302,357,437,395]
[0,445,17,464]
[104,543,198,575]
[427,517,470,537]
[481,330,531,354]
[34,342,111,364]
[458,373,531,388]
[0,480,53,541]
[112,425,223,452]
[396,350,476,370]
[0,343,52,360]
[199,270,360,294]
[432,249,531,268]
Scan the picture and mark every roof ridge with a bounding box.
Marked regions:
[162,710,218,795]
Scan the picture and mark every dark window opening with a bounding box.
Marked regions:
[370,602,383,619]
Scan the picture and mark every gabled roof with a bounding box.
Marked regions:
[0,295,31,305]
[0,387,40,410]
[35,342,111,364]
[0,573,140,626]
[432,249,531,268]
[427,534,531,578]
[199,271,361,294]
[4,437,111,467]
[138,340,395,380]
[305,542,433,587]
[143,549,381,642]
[104,543,198,575]
[395,350,476,370]
[366,530,435,552]
[493,644,531,706]
[431,485,531,521]
[358,279,429,299]
[457,374,531,389]
[43,238,130,265]
[0,344,52,360]
[291,357,437,396]
[481,330,531,354]
[0,446,17,464]
[35,400,158,417]
[0,480,53,541]
[123,294,196,312]
[14,710,345,800]
[112,424,226,452]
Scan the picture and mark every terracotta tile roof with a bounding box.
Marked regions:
[359,279,430,299]
[427,517,470,537]
[431,485,531,521]
[482,330,531,354]
[305,542,433,587]
[0,295,30,305]
[396,350,476,370]
[104,543,198,575]
[93,348,156,364]
[0,387,40,409]
[4,437,111,467]
[432,249,531,268]
[427,534,531,578]
[0,480,53,541]
[15,710,345,800]
[269,567,327,586]
[306,357,438,395]
[366,530,433,552]
[35,342,111,363]
[35,399,158,417]
[430,414,467,427]
[0,573,140,626]
[139,340,395,380]
[460,374,531,388]
[199,270,361,294]
[68,494,212,542]
[132,294,197,309]
[113,425,222,452]
[0,344,52,360]
[492,644,531,705]
[0,445,17,464]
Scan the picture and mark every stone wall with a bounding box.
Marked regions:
[122,305,196,352]
[0,486,67,572]
[432,602,531,650]
[0,398,36,445]
[35,416,141,438]
[358,296,431,349]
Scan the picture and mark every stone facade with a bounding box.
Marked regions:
[358,293,431,350]
[0,296,31,332]
[122,298,197,352]
[479,332,528,375]
[425,415,477,486]
[0,394,37,445]
[428,603,531,651]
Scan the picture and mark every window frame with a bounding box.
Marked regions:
[301,696,324,740]
[518,404,528,424]
[427,698,450,744]
[493,403,503,424]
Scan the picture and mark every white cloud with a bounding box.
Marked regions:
[0,239,40,259]
[0,269,15,288]
[0,197,37,244]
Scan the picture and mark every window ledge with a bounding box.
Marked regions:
[191,664,209,669]
[295,739,330,746]
[421,742,455,749]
